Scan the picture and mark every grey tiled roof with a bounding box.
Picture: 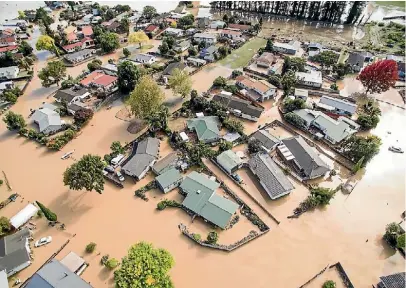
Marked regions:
[250,129,280,150]
[379,272,405,288]
[212,94,263,118]
[0,228,31,273]
[319,96,357,114]
[64,49,94,62]
[54,88,89,103]
[152,152,178,175]
[162,62,186,76]
[248,153,294,199]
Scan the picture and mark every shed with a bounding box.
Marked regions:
[60,252,87,275]
[10,203,39,229]
[217,150,242,174]
[152,152,178,175]
[156,168,183,193]
[179,132,189,142]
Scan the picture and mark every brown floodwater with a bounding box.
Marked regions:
[0,52,405,287]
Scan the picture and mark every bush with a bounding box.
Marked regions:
[397,234,405,250]
[157,199,181,210]
[213,76,227,88]
[323,280,336,288]
[100,254,109,265]
[248,139,262,154]
[223,119,244,134]
[206,231,218,244]
[384,222,401,247]
[86,242,97,253]
[37,210,43,218]
[105,258,119,269]
[0,179,3,186]
[192,233,201,241]
[284,112,306,129]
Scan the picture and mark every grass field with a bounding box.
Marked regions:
[375,1,406,8]
[219,37,267,69]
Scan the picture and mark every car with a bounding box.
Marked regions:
[116,171,125,182]
[34,236,52,247]
[231,173,242,183]
[105,165,115,173]
[102,169,108,176]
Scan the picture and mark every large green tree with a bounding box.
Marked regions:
[118,61,140,93]
[281,70,297,96]
[127,75,165,119]
[168,68,192,98]
[142,6,157,19]
[18,40,33,56]
[36,201,57,221]
[63,154,105,194]
[3,111,26,131]
[38,60,67,87]
[282,56,306,74]
[310,50,339,68]
[341,135,382,165]
[114,242,174,288]
[36,35,60,56]
[283,98,306,112]
[99,32,120,53]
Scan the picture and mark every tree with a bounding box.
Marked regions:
[111,141,125,155]
[188,46,197,56]
[128,31,149,48]
[168,68,192,98]
[384,222,401,247]
[163,36,175,49]
[87,59,102,71]
[248,139,262,154]
[63,154,105,194]
[186,141,215,165]
[218,46,229,58]
[223,119,244,134]
[284,112,306,129]
[352,156,364,174]
[231,70,243,78]
[357,60,398,94]
[18,40,33,56]
[283,98,306,112]
[282,57,306,74]
[142,6,157,19]
[146,106,170,132]
[38,60,67,87]
[18,10,26,20]
[117,61,140,93]
[213,76,227,88]
[128,75,165,119]
[223,14,229,23]
[206,231,218,244]
[178,14,194,29]
[341,135,382,165]
[99,32,120,53]
[86,242,97,253]
[310,187,335,205]
[120,17,130,35]
[36,35,60,56]
[61,75,79,89]
[2,91,18,104]
[3,111,26,131]
[356,114,379,130]
[309,50,339,68]
[74,109,94,125]
[265,39,274,52]
[106,258,119,269]
[114,242,174,288]
[219,140,233,152]
[0,217,11,237]
[323,280,336,288]
[333,63,351,79]
[158,41,169,55]
[281,71,297,96]
[268,75,281,87]
[397,234,405,250]
[123,47,131,58]
[330,83,338,90]
[35,201,57,221]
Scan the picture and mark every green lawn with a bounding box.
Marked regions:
[219,37,267,69]
[375,1,405,8]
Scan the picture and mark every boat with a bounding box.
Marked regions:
[61,150,75,159]
[389,146,404,153]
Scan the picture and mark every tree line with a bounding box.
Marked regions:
[210,1,366,24]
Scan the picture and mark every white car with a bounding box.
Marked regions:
[34,236,52,247]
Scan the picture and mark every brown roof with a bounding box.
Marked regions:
[80,71,105,86]
[67,32,77,42]
[256,52,276,65]
[91,74,117,87]
[81,26,93,36]
[228,23,250,31]
[221,29,242,36]
[0,45,18,53]
[145,25,158,32]
[236,75,275,93]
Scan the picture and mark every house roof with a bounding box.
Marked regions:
[379,272,405,288]
[194,33,216,39]
[217,150,242,172]
[347,52,366,66]
[54,87,89,102]
[228,23,250,31]
[0,45,18,53]
[274,42,298,52]
[180,171,239,229]
[67,32,77,42]
[122,137,159,178]
[0,228,31,274]
[64,48,94,62]
[308,42,322,50]
[101,63,118,73]
[152,152,178,175]
[256,52,276,65]
[175,40,190,49]
[81,25,93,36]
[80,71,105,86]
[212,94,263,118]
[145,24,158,32]
[165,27,183,34]
[31,107,62,133]
[319,96,357,114]
[250,129,280,150]
[236,75,276,93]
[294,88,308,98]
[156,168,182,190]
[312,112,353,143]
[162,62,186,76]
[131,53,155,63]
[63,41,83,51]
[26,259,92,288]
[60,252,85,273]
[220,29,242,36]
[186,116,220,142]
[249,153,294,199]
[0,270,7,287]
[296,70,322,84]
[281,136,330,178]
[91,74,117,87]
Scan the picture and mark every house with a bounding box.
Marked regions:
[145,24,159,35]
[80,71,118,90]
[165,27,183,37]
[199,45,218,62]
[186,28,197,35]
[156,168,183,193]
[198,17,210,29]
[60,252,87,274]
[62,37,95,53]
[220,29,242,40]
[0,34,17,47]
[248,153,294,200]
[66,32,78,43]
[209,20,225,29]
[2,19,27,27]
[0,80,14,93]
[54,87,90,105]
[193,33,217,45]
[0,45,18,56]
[0,66,19,79]
[228,23,251,32]
[67,101,92,116]
[121,137,160,180]
[308,43,323,57]
[26,259,92,288]
[294,88,308,101]
[278,136,330,179]
[64,49,95,64]
[347,52,373,72]
[0,228,32,277]
[10,203,39,229]
[91,16,102,24]
[293,109,357,144]
[31,104,63,134]
[128,14,140,23]
[186,116,220,143]
[377,272,405,288]
[130,53,156,65]
[256,52,276,68]
[102,21,121,32]
[80,25,93,37]
[0,270,7,287]
[152,152,179,175]
[235,75,276,102]
[250,129,280,152]
[101,63,118,74]
[187,57,207,67]
[212,94,264,121]
[162,62,186,82]
[319,96,357,116]
[295,70,322,88]
[179,171,239,229]
[82,14,93,23]
[273,40,301,55]
[217,150,243,174]
[174,40,190,52]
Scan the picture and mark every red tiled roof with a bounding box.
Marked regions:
[145,25,158,32]
[67,32,77,42]
[221,29,242,36]
[0,36,16,43]
[81,26,93,36]
[236,75,275,93]
[63,41,82,51]
[80,71,105,86]
[228,23,251,31]
[91,74,117,87]
[0,45,18,53]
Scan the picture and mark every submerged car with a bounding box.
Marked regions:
[116,171,125,182]
[34,236,52,247]
[231,173,242,183]
[389,146,404,153]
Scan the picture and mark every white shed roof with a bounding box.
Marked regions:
[10,203,38,229]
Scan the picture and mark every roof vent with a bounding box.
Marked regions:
[196,190,201,194]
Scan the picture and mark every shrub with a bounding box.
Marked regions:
[37,210,43,218]
[206,231,218,244]
[384,222,402,247]
[105,258,119,269]
[192,233,201,241]
[0,217,11,237]
[223,119,244,134]
[397,234,405,250]
[248,139,262,154]
[86,242,97,253]
[0,179,3,186]
[100,254,109,265]
[157,199,181,210]
[323,280,336,288]
[284,112,306,129]
[213,76,227,88]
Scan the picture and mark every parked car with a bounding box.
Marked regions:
[111,154,125,167]
[231,173,242,183]
[34,236,52,247]
[102,169,108,176]
[105,165,115,173]
[116,171,125,182]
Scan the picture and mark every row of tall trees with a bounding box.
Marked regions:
[210,1,366,24]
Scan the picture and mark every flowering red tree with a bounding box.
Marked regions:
[357,60,398,94]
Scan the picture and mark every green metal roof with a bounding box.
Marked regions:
[186,116,220,142]
[156,168,182,191]
[216,150,242,172]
